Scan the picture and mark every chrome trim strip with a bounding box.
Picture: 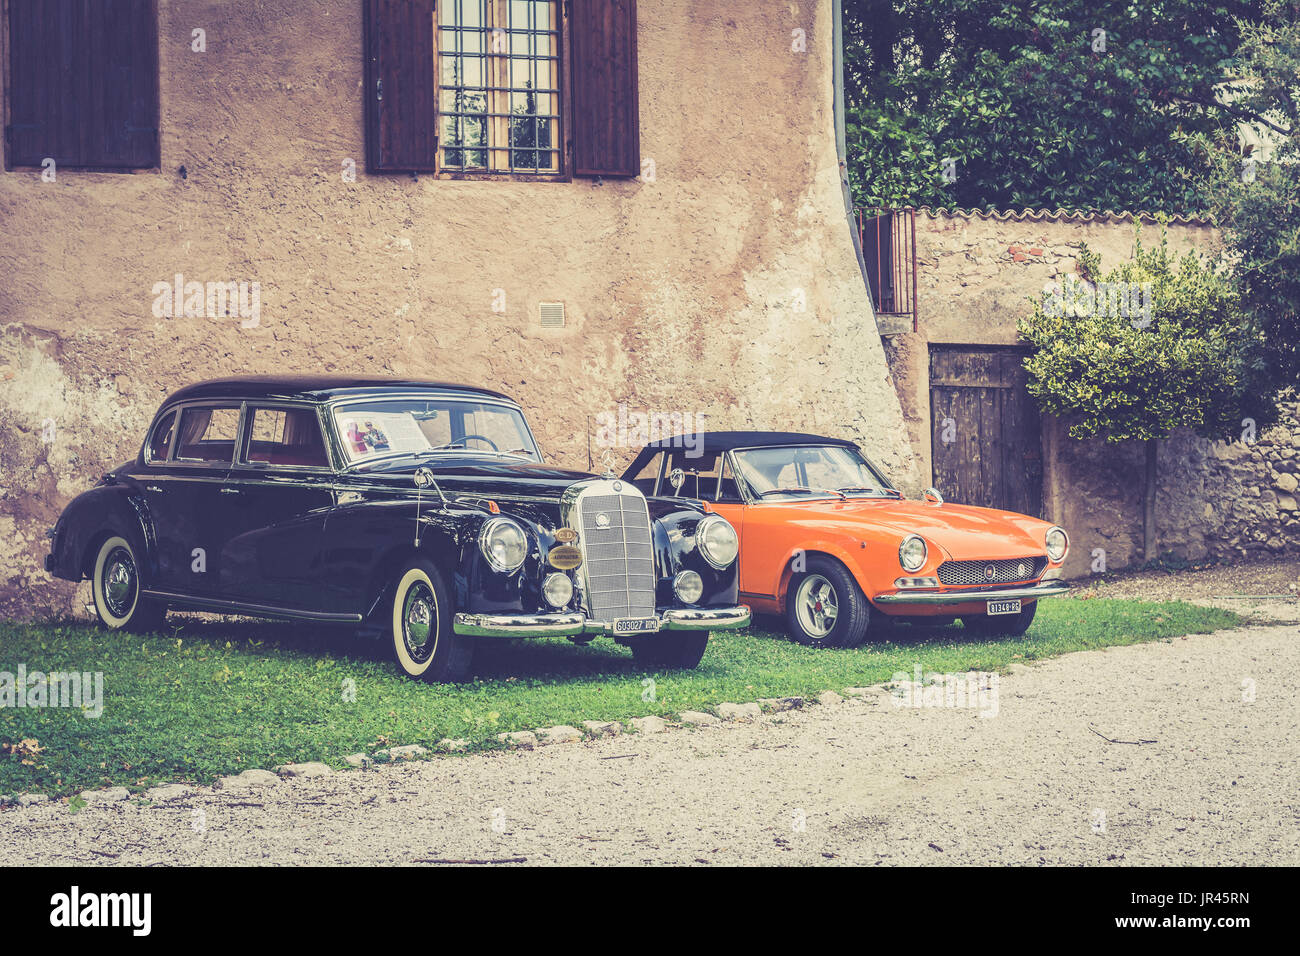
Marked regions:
[141,589,363,622]
[659,605,751,631]
[872,582,1070,606]
[452,605,752,637]
[454,611,586,637]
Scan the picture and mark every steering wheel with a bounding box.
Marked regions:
[446,434,499,451]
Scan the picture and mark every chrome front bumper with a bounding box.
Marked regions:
[453,605,752,638]
[873,581,1070,607]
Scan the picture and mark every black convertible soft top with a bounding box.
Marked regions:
[622,431,858,478]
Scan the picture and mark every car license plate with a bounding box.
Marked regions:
[613,617,660,634]
[987,599,1021,616]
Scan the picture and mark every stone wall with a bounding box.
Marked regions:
[0,0,917,619]
[886,207,1297,577]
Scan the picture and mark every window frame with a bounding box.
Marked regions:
[2,0,162,173]
[326,392,545,472]
[168,401,246,470]
[143,408,177,465]
[432,0,571,182]
[235,402,336,474]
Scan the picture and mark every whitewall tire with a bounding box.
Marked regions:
[389,558,473,682]
[91,535,166,632]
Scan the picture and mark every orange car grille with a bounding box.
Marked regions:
[936,556,1047,586]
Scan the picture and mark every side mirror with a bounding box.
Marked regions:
[668,468,685,495]
[922,486,944,505]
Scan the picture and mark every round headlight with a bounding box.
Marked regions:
[1046,526,1069,563]
[696,515,739,569]
[479,517,528,573]
[674,570,704,604]
[542,572,573,608]
[899,534,928,572]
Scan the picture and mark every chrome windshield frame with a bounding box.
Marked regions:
[727,443,896,505]
[326,391,545,473]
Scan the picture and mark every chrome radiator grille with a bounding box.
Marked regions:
[575,488,657,623]
[937,556,1047,586]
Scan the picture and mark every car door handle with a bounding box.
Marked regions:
[219,487,243,496]
[145,484,164,493]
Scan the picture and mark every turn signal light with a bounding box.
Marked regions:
[894,577,939,589]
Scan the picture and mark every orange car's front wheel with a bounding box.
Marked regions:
[785,557,870,649]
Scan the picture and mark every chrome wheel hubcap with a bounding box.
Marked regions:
[103,547,136,618]
[795,574,838,639]
[403,582,436,663]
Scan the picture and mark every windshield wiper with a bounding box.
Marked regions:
[755,487,846,500]
[835,486,895,497]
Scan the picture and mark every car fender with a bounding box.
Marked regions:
[50,477,153,582]
[774,530,920,613]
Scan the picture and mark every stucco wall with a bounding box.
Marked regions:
[886,208,1298,576]
[0,0,917,618]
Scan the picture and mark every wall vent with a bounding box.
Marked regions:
[539,301,566,328]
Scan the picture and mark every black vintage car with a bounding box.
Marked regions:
[45,376,750,681]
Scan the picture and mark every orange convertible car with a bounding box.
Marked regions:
[622,432,1070,647]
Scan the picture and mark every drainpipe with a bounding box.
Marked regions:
[832,0,871,292]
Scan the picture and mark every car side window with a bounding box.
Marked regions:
[175,406,241,464]
[243,407,329,468]
[628,452,664,495]
[146,411,176,462]
[667,452,722,499]
[716,457,743,503]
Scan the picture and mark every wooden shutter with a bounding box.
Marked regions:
[364,0,438,172]
[5,0,158,170]
[570,0,640,178]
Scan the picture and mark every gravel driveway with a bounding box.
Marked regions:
[3,604,1296,866]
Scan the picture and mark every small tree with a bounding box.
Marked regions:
[1019,226,1250,562]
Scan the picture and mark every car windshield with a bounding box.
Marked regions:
[733,445,894,500]
[332,397,541,467]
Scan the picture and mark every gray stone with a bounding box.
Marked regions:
[758,696,804,713]
[717,702,762,721]
[437,738,469,752]
[581,720,622,737]
[536,725,583,745]
[497,731,537,749]
[1278,495,1298,512]
[218,769,280,789]
[79,787,130,804]
[275,761,332,778]
[678,710,720,726]
[818,690,844,706]
[343,753,372,769]
[631,715,668,734]
[16,793,48,807]
[1276,472,1299,493]
[379,744,428,761]
[145,784,193,802]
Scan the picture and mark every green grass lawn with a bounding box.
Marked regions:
[0,598,1240,798]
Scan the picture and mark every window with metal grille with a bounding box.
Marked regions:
[438,0,560,175]
[857,207,917,330]
[364,0,638,178]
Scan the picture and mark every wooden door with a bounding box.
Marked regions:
[929,346,1043,517]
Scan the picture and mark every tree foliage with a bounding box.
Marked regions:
[1198,0,1300,425]
[844,0,1265,212]
[1018,226,1249,442]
